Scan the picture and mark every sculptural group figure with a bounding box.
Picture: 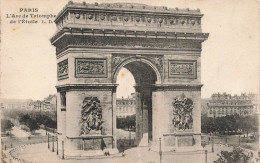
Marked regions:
[81,97,103,135]
[172,95,193,130]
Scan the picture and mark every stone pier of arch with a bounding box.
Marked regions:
[50,2,209,158]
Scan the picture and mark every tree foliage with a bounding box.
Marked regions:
[3,109,56,133]
[18,114,40,133]
[19,114,31,125]
[201,113,258,135]
[1,119,14,132]
[27,118,40,132]
[117,114,136,130]
[214,148,251,163]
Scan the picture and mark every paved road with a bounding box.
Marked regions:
[202,134,259,150]
[11,126,30,137]
[3,128,258,163]
[5,143,237,163]
[116,129,136,139]
[2,126,49,150]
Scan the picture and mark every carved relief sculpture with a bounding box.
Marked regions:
[75,58,107,78]
[112,54,130,70]
[169,60,197,78]
[147,55,163,73]
[172,94,193,130]
[80,97,103,135]
[57,59,68,80]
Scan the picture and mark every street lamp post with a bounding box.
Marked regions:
[212,111,216,153]
[239,135,241,146]
[62,141,64,159]
[205,150,208,163]
[159,137,162,163]
[212,134,214,153]
[129,130,131,146]
[48,133,49,149]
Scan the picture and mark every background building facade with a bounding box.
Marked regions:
[207,93,258,117]
[116,93,136,118]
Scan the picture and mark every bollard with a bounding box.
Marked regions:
[62,141,64,159]
[159,137,162,163]
[11,143,12,148]
[129,131,131,146]
[5,145,6,150]
[57,138,58,155]
[48,133,49,149]
[52,136,54,152]
[205,150,207,163]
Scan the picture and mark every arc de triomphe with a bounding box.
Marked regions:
[51,2,209,157]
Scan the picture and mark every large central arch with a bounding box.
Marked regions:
[113,57,161,146]
[51,2,209,158]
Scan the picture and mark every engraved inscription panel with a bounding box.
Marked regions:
[57,59,68,80]
[168,60,196,78]
[75,58,107,78]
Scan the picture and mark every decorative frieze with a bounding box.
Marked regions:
[55,3,203,31]
[75,58,107,78]
[57,59,68,80]
[172,94,193,130]
[57,12,201,29]
[168,60,197,78]
[55,35,202,53]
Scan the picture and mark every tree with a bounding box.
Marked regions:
[116,114,136,130]
[1,119,14,133]
[201,114,258,135]
[19,114,31,125]
[44,118,56,129]
[214,148,251,163]
[201,113,214,133]
[27,119,40,134]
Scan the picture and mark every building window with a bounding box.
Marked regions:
[60,92,66,111]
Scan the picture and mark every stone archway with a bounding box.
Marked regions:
[51,2,209,157]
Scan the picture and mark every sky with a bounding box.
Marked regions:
[1,0,259,100]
